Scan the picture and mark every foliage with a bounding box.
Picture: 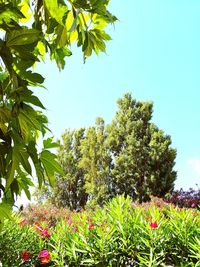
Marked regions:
[79,117,112,207]
[0,0,116,217]
[0,195,200,266]
[107,93,177,202]
[21,202,71,227]
[165,187,200,209]
[42,93,177,208]
[53,128,88,210]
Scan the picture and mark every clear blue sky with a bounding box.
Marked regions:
[36,0,200,190]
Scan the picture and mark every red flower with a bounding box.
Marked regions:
[34,222,51,238]
[38,250,50,265]
[40,227,51,238]
[150,221,158,229]
[88,223,95,231]
[21,250,30,261]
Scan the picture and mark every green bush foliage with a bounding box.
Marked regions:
[0,195,199,267]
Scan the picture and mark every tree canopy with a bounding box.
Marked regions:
[48,93,177,209]
[0,0,116,222]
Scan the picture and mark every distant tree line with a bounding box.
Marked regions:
[35,93,177,209]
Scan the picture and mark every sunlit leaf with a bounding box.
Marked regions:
[0,203,12,221]
[40,150,64,186]
[0,3,25,24]
[19,0,32,23]
[6,29,41,47]
[44,0,68,25]
[18,88,45,109]
[43,137,59,149]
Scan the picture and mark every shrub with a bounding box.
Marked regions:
[0,195,199,266]
[165,188,200,209]
[20,204,72,227]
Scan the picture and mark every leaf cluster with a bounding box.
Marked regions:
[0,0,116,216]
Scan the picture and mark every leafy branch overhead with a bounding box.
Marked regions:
[0,0,116,211]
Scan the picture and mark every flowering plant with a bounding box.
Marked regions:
[0,195,199,266]
[165,187,200,208]
[19,249,51,267]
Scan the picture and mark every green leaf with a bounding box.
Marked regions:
[44,0,68,25]
[52,47,72,70]
[6,29,41,47]
[56,25,68,48]
[43,137,59,149]
[19,71,45,84]
[0,203,12,222]
[27,141,38,163]
[0,107,11,124]
[19,104,42,132]
[0,72,8,82]
[40,150,64,186]
[5,148,19,189]
[16,170,34,200]
[0,3,25,24]
[18,147,32,175]
[18,88,45,109]
[18,112,31,141]
[35,162,45,188]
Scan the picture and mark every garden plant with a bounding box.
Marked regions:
[0,195,199,266]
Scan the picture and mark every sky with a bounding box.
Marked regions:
[32,0,200,195]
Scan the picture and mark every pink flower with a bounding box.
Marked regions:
[150,221,158,229]
[21,250,30,261]
[40,227,51,238]
[67,219,72,226]
[191,203,196,208]
[34,222,51,238]
[38,250,50,265]
[73,226,78,232]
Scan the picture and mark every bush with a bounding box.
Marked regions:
[20,204,72,227]
[165,188,200,209]
[0,195,199,266]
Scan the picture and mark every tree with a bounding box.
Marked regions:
[47,94,176,208]
[0,0,116,221]
[53,128,88,210]
[107,93,177,202]
[79,117,112,207]
[50,118,112,209]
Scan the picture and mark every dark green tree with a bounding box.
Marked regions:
[107,93,177,202]
[0,0,116,219]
